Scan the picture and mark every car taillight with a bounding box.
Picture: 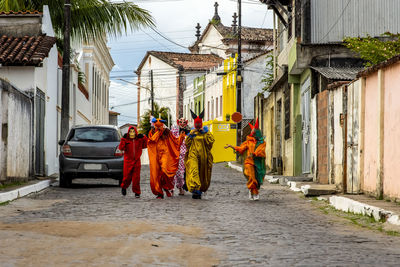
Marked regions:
[114,147,124,157]
[62,144,72,156]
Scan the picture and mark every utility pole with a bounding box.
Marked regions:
[61,0,71,140]
[236,0,242,147]
[150,70,154,115]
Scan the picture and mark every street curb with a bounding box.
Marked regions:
[283,181,400,227]
[228,162,242,172]
[329,196,400,226]
[0,180,53,203]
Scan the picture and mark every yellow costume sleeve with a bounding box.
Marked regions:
[204,131,215,150]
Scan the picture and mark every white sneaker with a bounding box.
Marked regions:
[249,190,253,200]
[253,194,259,201]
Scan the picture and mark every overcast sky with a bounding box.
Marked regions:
[108,0,273,126]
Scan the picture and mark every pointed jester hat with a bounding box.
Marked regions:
[190,109,204,129]
[248,118,259,136]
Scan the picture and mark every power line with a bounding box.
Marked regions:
[149,26,189,49]
[318,0,352,42]
[141,29,173,52]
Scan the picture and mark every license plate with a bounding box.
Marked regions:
[84,164,102,170]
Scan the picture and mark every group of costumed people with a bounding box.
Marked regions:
[118,109,266,201]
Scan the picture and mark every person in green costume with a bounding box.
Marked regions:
[225,118,266,200]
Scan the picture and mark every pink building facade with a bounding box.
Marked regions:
[359,55,400,199]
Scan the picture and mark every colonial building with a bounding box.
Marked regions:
[257,0,400,179]
[0,6,115,181]
[135,51,223,124]
[0,8,58,178]
[189,2,273,61]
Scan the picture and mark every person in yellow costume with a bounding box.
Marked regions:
[185,110,215,199]
[225,118,266,200]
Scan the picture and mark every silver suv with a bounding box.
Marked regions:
[58,125,124,188]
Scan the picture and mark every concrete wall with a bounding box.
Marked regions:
[0,16,42,37]
[331,86,344,189]
[382,62,400,199]
[0,80,33,183]
[363,72,379,195]
[317,90,329,184]
[41,45,59,176]
[0,67,36,91]
[310,97,317,181]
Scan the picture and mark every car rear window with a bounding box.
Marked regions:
[68,128,119,142]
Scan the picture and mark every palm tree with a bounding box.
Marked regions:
[139,102,170,135]
[0,0,154,43]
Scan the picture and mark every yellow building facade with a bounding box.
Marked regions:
[202,54,238,163]
[222,54,237,119]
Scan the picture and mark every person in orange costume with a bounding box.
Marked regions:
[147,118,185,199]
[225,118,266,200]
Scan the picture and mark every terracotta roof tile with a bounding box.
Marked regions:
[147,51,223,71]
[190,22,273,52]
[215,24,273,42]
[0,34,56,66]
[0,10,42,16]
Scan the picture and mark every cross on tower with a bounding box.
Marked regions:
[212,2,221,22]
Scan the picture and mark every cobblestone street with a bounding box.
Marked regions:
[2,163,400,266]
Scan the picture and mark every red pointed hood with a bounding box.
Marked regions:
[127,126,138,139]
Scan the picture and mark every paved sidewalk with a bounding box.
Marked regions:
[0,178,56,203]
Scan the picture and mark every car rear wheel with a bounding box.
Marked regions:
[59,171,72,188]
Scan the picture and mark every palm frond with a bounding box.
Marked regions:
[0,0,154,43]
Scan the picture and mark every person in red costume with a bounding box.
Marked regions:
[147,118,185,199]
[118,126,147,197]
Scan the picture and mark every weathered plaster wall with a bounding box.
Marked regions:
[363,72,379,194]
[0,81,33,182]
[383,61,400,198]
[0,67,36,91]
[310,97,317,181]
[262,95,275,172]
[331,86,343,189]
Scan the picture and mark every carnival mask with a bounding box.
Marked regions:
[190,110,204,129]
[177,118,188,128]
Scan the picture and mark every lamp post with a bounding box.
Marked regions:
[236,0,242,149]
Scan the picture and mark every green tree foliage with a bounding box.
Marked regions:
[0,0,154,43]
[139,102,170,136]
[344,33,400,67]
[261,54,274,92]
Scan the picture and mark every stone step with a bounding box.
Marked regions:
[278,176,313,185]
[301,184,337,197]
